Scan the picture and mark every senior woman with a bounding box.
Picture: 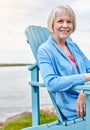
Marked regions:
[38,5,90,120]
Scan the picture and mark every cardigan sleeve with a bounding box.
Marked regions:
[38,47,85,93]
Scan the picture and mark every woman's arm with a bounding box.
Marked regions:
[38,48,86,92]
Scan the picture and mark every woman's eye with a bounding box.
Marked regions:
[58,20,63,23]
[67,21,72,23]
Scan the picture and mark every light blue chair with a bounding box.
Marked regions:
[22,25,90,130]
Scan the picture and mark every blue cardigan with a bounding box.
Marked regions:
[37,35,90,120]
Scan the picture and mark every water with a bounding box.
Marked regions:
[0,66,51,122]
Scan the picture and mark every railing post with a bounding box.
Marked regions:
[30,65,40,126]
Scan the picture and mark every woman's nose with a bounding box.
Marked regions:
[63,22,68,27]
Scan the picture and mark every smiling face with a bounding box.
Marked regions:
[52,11,73,42]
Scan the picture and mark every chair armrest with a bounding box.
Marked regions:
[72,82,90,94]
[28,62,38,70]
[30,81,90,92]
[29,81,45,87]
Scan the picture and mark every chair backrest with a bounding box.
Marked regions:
[25,25,72,122]
[25,25,51,62]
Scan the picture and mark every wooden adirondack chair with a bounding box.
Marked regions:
[21,25,90,130]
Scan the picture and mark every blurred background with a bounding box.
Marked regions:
[0,0,90,122]
[0,0,90,64]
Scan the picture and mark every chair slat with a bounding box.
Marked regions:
[25,26,51,61]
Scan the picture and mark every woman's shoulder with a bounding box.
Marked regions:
[66,39,83,55]
[38,38,52,52]
[66,38,80,48]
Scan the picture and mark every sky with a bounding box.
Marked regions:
[0,0,90,63]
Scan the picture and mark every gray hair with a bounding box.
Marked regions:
[47,5,76,32]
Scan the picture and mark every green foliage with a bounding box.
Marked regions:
[40,110,58,124]
[3,111,58,130]
[4,115,32,130]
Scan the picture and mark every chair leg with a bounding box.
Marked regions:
[86,95,90,130]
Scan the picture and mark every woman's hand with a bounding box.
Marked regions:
[85,73,90,81]
[76,91,86,118]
